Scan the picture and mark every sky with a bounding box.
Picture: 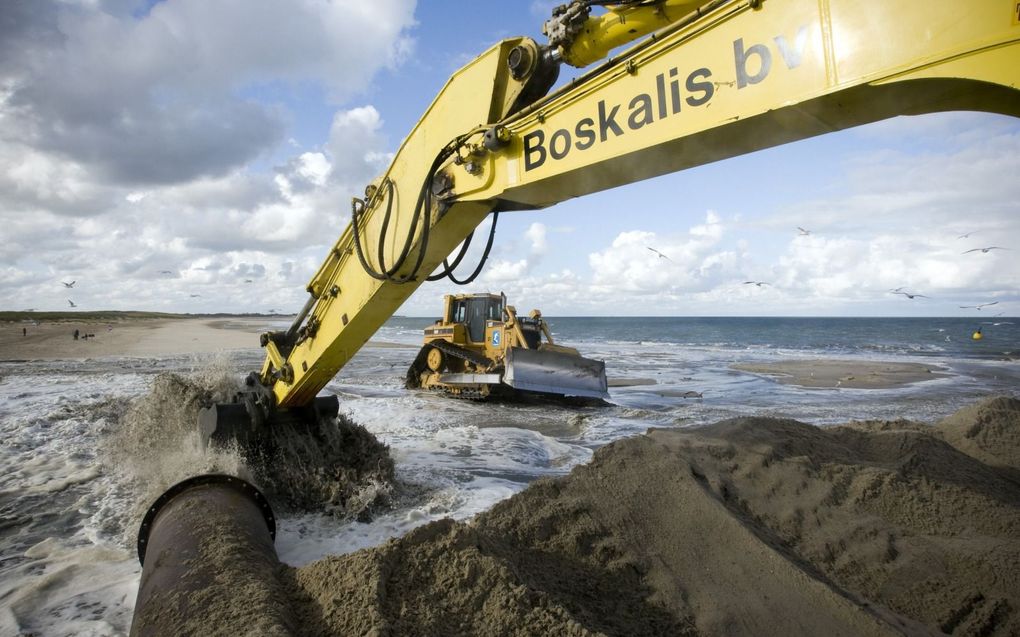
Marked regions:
[1,0,1018,318]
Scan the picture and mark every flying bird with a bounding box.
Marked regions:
[962,246,1008,254]
[743,281,769,287]
[957,231,975,239]
[159,270,173,275]
[892,291,928,299]
[190,294,201,298]
[62,281,75,288]
[888,287,906,293]
[244,279,254,283]
[646,247,672,261]
[959,301,999,310]
[797,227,811,236]
[981,321,1014,326]
[67,299,77,307]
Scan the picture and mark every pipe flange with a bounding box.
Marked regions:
[136,473,275,565]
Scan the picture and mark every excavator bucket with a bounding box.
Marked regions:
[503,346,609,400]
[198,372,341,451]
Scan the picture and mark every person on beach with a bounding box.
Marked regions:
[73,328,79,341]
[22,327,26,336]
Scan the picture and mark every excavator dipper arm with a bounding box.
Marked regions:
[206,0,1020,439]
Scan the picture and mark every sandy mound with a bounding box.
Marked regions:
[132,396,1019,635]
[936,396,1020,470]
[267,396,1019,636]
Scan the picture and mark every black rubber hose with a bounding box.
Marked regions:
[444,211,499,286]
[426,231,474,281]
[350,196,387,281]
[350,134,470,283]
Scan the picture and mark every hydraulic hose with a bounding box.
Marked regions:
[351,135,469,284]
[429,211,500,285]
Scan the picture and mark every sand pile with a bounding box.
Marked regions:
[268,396,1019,636]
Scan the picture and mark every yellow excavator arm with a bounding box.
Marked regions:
[257,0,1020,411]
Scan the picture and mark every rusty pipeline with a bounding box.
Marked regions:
[130,474,293,636]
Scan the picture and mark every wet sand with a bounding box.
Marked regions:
[733,359,949,389]
[141,396,1020,636]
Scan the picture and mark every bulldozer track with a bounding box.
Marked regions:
[429,340,492,368]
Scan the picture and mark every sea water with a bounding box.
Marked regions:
[1,316,1017,635]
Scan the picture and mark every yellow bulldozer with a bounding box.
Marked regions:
[405,293,608,400]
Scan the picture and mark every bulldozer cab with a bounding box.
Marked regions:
[447,293,505,343]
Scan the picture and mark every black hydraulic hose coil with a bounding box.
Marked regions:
[428,211,500,285]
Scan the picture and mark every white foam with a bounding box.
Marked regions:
[276,477,521,566]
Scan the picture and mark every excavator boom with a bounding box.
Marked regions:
[203,0,1020,441]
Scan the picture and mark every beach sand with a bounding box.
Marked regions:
[0,318,416,360]
[1,318,265,359]
[134,396,1020,636]
[733,359,949,389]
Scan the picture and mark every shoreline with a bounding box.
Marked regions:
[0,317,425,361]
[3,319,953,394]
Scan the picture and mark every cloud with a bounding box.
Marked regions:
[525,222,548,256]
[1,0,416,186]
[0,100,397,312]
[0,0,415,312]
[588,211,737,295]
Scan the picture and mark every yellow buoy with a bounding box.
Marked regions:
[972,329,983,341]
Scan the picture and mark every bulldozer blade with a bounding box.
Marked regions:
[504,347,609,399]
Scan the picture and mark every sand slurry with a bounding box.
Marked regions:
[245,396,1018,636]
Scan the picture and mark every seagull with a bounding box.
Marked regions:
[959,301,999,310]
[62,281,75,288]
[957,231,975,239]
[159,270,173,275]
[743,281,769,287]
[797,227,811,236]
[646,247,672,261]
[962,246,1008,254]
[67,299,77,307]
[244,279,254,283]
[981,321,1014,326]
[190,294,201,298]
[893,291,928,299]
[888,286,906,293]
